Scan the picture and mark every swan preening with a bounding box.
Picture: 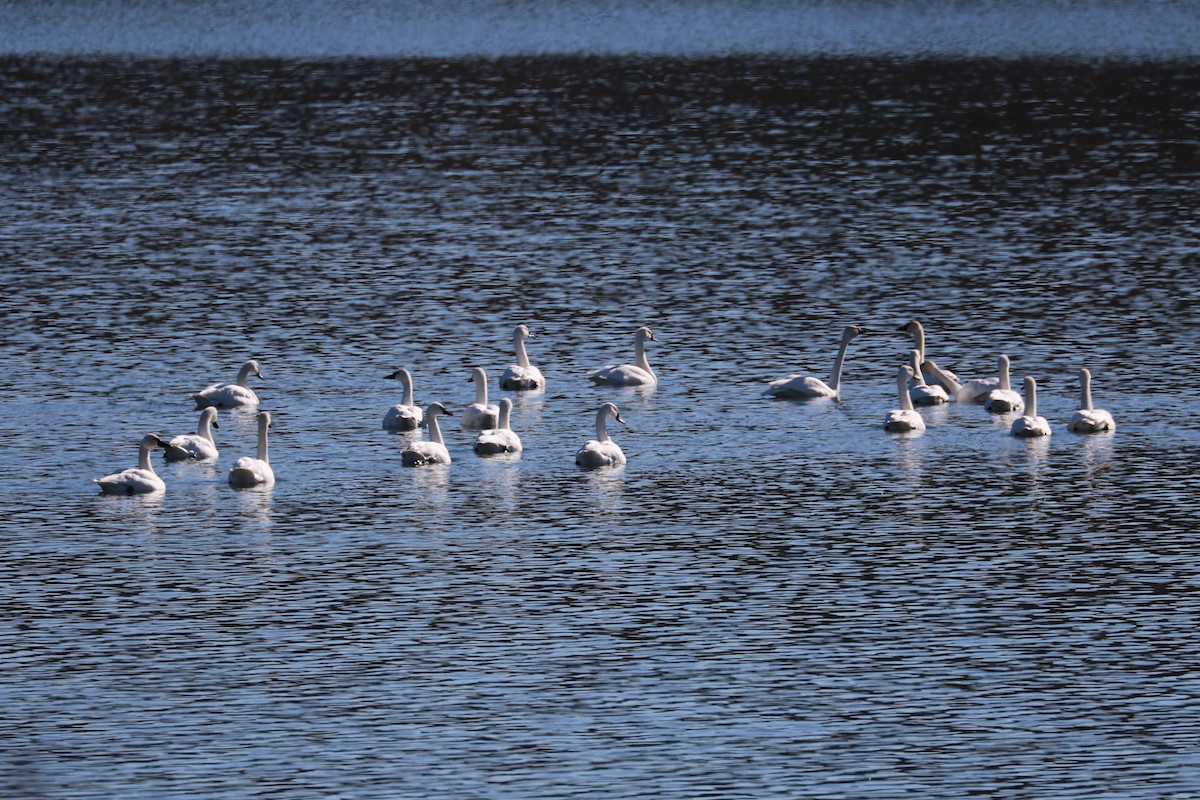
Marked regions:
[193,359,263,409]
[1068,368,1116,433]
[228,410,275,487]
[885,366,926,432]
[164,407,219,461]
[461,367,500,429]
[984,354,1024,414]
[1010,377,1051,438]
[906,349,949,406]
[766,324,865,399]
[589,326,658,386]
[576,402,627,468]
[474,398,522,455]
[94,434,170,494]
[500,324,545,391]
[383,368,424,432]
[402,402,454,466]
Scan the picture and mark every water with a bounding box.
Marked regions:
[3,25,1200,800]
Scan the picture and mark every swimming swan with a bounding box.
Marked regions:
[898,319,959,390]
[1068,368,1116,433]
[984,354,1024,414]
[500,324,545,391]
[383,368,424,432]
[1010,377,1051,438]
[575,402,627,468]
[402,402,453,466]
[228,410,275,487]
[588,326,658,386]
[906,349,949,406]
[474,398,522,455]
[164,407,219,461]
[885,366,926,432]
[193,359,263,409]
[921,359,999,404]
[461,367,500,429]
[766,324,865,399]
[94,434,170,494]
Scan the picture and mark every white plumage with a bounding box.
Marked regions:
[588,326,658,386]
[474,398,522,455]
[383,368,424,432]
[500,324,545,391]
[1010,377,1052,438]
[1068,368,1116,433]
[164,407,219,461]
[94,434,170,494]
[984,354,1024,414]
[885,366,927,432]
[575,402,627,468]
[766,324,865,399]
[402,403,453,466]
[228,410,275,487]
[193,359,263,409]
[461,367,500,429]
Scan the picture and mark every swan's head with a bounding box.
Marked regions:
[468,367,487,384]
[635,326,657,343]
[385,367,413,383]
[842,324,866,340]
[143,434,170,449]
[900,365,915,381]
[898,320,923,336]
[514,323,533,340]
[203,407,219,429]
[1079,367,1092,382]
[600,402,625,425]
[1022,376,1037,394]
[425,402,452,421]
[258,410,271,429]
[245,359,264,379]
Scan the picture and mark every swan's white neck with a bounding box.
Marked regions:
[473,372,489,405]
[908,350,927,387]
[256,416,270,463]
[1024,377,1039,418]
[998,355,1011,391]
[595,408,612,443]
[198,412,215,442]
[497,402,512,430]
[400,371,415,406]
[634,336,654,379]
[898,368,915,412]
[827,328,856,393]
[1079,370,1094,411]
[924,362,963,394]
[910,323,926,361]
[236,362,256,388]
[138,439,158,474]
[514,330,530,368]
[427,411,445,445]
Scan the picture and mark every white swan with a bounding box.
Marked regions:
[382,368,424,432]
[1010,376,1051,438]
[575,402,627,468]
[984,354,1024,414]
[228,410,275,487]
[474,398,522,455]
[885,366,927,432]
[1068,368,1116,433]
[94,434,170,494]
[766,324,865,399]
[164,407,219,461]
[898,319,959,390]
[460,367,500,429]
[906,349,949,406]
[588,326,658,386]
[921,359,999,404]
[499,324,545,391]
[193,359,263,409]
[402,402,453,466]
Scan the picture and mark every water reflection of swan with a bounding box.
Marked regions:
[589,326,658,386]
[403,402,453,466]
[94,434,170,494]
[193,359,263,409]
[164,407,219,461]
[461,367,500,429]
[474,398,522,455]
[766,324,864,399]
[885,366,926,432]
[984,354,1024,414]
[229,411,275,487]
[500,323,545,391]
[907,349,948,406]
[382,367,424,432]
[1068,368,1116,433]
[576,402,627,468]
[1010,377,1051,438]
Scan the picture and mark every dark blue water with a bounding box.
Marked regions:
[2,15,1200,800]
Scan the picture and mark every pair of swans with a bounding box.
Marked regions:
[399,398,524,466]
[193,359,264,409]
[384,364,521,434]
[900,320,1000,403]
[95,410,274,493]
[766,325,865,399]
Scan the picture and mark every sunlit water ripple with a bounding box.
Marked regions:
[1,54,1199,798]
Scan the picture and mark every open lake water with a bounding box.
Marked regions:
[2,2,1200,797]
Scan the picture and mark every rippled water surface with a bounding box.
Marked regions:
[2,55,1200,798]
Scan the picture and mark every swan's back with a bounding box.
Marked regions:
[383,404,423,432]
[402,440,451,466]
[1069,408,1115,434]
[575,439,625,468]
[228,458,274,487]
[94,469,164,494]
[766,374,835,399]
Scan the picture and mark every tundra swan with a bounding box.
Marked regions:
[575,402,626,468]
[588,326,657,386]
[228,410,275,487]
[94,434,170,494]
[193,359,263,409]
[1068,368,1116,433]
[1010,377,1051,438]
[383,368,424,432]
[164,407,219,461]
[403,402,453,466]
[885,366,926,432]
[500,324,545,391]
[474,398,522,455]
[461,367,500,429]
[906,349,949,406]
[984,354,1024,414]
[766,324,865,399]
